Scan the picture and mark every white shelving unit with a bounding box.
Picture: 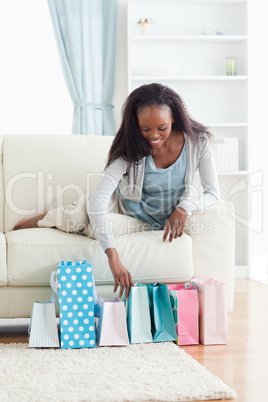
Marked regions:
[130,35,248,42]
[131,76,248,81]
[127,0,249,274]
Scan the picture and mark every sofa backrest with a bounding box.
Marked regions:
[3,134,114,233]
[0,136,3,232]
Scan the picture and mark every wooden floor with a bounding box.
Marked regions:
[0,279,267,402]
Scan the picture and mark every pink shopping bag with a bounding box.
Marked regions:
[167,283,199,345]
[192,278,227,345]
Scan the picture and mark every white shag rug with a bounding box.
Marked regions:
[0,342,236,401]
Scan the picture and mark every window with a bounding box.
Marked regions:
[0,0,73,135]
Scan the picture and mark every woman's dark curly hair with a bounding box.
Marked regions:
[106,83,211,177]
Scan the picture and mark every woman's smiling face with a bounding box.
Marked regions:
[137,105,174,149]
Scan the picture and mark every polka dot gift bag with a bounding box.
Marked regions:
[57,260,98,349]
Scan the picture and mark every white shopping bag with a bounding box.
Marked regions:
[97,297,129,347]
[29,301,60,348]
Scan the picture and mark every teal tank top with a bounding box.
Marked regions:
[116,143,187,230]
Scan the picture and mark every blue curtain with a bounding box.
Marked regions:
[47,0,118,135]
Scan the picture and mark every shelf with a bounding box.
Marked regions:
[129,0,249,285]
[131,0,247,5]
[130,35,248,43]
[131,75,248,82]
[196,170,248,176]
[206,123,248,128]
[217,171,248,176]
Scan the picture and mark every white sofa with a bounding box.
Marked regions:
[0,135,235,317]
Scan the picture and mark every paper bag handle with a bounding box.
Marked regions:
[50,271,59,302]
[185,281,199,293]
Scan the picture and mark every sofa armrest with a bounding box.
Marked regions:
[184,201,235,313]
[0,232,7,286]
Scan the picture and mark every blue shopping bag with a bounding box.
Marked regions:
[146,283,177,342]
[125,284,153,344]
[57,260,97,349]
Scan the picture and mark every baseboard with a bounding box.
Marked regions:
[249,270,268,285]
[235,265,249,279]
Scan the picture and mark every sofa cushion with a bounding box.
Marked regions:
[6,228,193,286]
[3,134,114,232]
[0,285,133,318]
[0,232,7,286]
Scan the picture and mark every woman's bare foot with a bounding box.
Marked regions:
[13,212,47,230]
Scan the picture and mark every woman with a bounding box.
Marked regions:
[14,83,219,299]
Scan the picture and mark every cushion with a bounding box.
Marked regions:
[6,228,193,286]
[3,134,114,232]
[0,232,7,286]
[0,285,129,318]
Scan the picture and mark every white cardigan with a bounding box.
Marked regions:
[87,133,220,251]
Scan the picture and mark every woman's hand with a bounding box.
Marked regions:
[105,248,134,300]
[163,207,188,243]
